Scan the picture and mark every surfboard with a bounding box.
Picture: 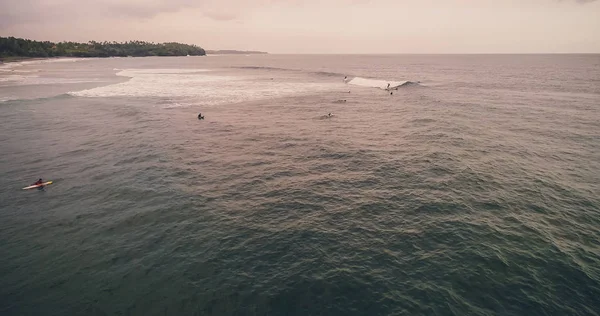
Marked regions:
[22,181,53,190]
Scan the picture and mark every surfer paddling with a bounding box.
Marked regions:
[33,178,44,190]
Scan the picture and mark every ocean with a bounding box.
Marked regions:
[0,54,599,315]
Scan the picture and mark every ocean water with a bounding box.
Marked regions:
[1,54,599,316]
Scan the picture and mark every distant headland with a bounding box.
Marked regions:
[0,36,206,61]
[206,50,268,55]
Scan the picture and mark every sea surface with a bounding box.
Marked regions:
[1,54,599,316]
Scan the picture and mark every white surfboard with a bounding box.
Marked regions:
[22,181,53,190]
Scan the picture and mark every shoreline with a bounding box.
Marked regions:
[0,55,210,65]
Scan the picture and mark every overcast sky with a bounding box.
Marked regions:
[1,0,599,53]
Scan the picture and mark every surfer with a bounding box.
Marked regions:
[33,178,44,190]
[198,113,204,120]
[387,83,391,90]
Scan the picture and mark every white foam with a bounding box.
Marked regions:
[0,58,91,85]
[0,62,23,70]
[162,102,193,109]
[12,69,40,73]
[69,68,340,105]
[0,58,87,70]
[0,96,17,103]
[23,58,88,65]
[0,74,38,82]
[0,74,104,85]
[347,77,409,90]
[117,69,211,76]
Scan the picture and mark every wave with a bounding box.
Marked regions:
[70,69,230,98]
[68,68,340,104]
[0,93,73,105]
[314,71,346,78]
[0,75,106,85]
[0,96,17,103]
[347,77,420,89]
[0,74,38,82]
[1,58,93,86]
[0,58,88,70]
[0,68,40,73]
[162,102,194,109]
[319,113,335,119]
[234,66,346,80]
[116,68,211,77]
[235,66,296,72]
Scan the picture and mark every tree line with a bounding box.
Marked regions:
[0,37,206,58]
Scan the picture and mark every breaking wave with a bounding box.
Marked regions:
[347,77,420,89]
[235,66,295,71]
[234,66,345,79]
[68,68,340,105]
[0,58,88,70]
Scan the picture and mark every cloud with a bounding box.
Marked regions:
[203,11,240,21]
[0,0,330,28]
[0,0,241,29]
[2,0,598,34]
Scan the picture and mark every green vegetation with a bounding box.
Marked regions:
[0,36,206,59]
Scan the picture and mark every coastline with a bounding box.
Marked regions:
[0,55,208,65]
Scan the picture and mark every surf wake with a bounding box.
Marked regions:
[347,77,420,90]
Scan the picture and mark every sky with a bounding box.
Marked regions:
[1,0,599,53]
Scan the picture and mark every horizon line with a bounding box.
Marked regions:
[247,52,600,55]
